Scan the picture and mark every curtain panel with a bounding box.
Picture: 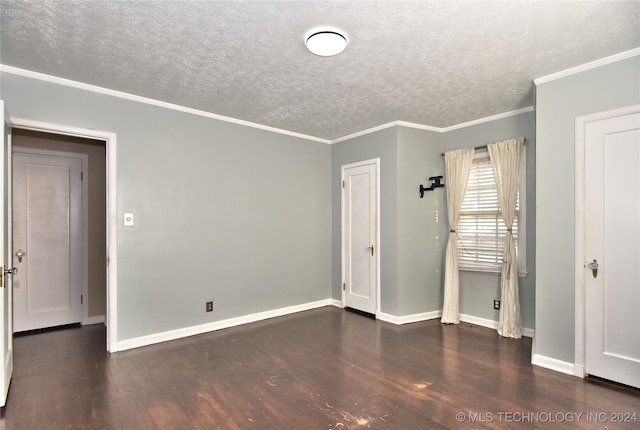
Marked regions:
[441,147,475,324]
[488,137,524,339]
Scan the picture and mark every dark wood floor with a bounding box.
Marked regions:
[1,307,638,429]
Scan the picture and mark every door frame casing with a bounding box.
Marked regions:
[8,117,118,353]
[12,147,88,328]
[574,104,640,377]
[341,158,381,316]
[1,101,14,406]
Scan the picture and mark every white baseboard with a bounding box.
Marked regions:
[329,299,343,308]
[459,313,535,338]
[532,353,576,376]
[329,301,441,324]
[115,299,537,353]
[82,315,105,326]
[115,299,333,352]
[329,304,535,338]
[522,327,535,338]
[377,310,442,325]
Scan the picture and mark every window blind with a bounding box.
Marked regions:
[457,156,519,272]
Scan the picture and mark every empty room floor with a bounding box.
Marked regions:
[1,306,638,429]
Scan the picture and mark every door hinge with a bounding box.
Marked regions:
[81,171,84,181]
[342,180,345,188]
[343,282,346,291]
[81,294,83,304]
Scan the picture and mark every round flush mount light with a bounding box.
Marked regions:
[306,30,347,57]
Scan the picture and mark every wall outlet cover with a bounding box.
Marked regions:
[124,213,134,226]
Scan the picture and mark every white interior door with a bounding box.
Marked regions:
[0,100,14,407]
[584,108,640,388]
[12,150,83,332]
[342,159,379,315]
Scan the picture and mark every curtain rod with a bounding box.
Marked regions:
[440,138,527,157]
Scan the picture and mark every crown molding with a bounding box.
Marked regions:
[534,47,640,85]
[0,64,332,144]
[440,107,535,132]
[330,121,401,144]
[331,120,445,144]
[9,50,633,145]
[330,108,535,143]
[396,120,444,133]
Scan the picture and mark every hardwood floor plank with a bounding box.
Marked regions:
[1,307,638,429]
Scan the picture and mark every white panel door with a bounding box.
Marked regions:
[0,101,14,407]
[343,160,378,315]
[585,110,640,388]
[13,150,83,332]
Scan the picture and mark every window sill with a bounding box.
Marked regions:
[459,267,529,278]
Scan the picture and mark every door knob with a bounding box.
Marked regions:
[16,249,24,263]
[588,259,599,278]
[4,267,17,276]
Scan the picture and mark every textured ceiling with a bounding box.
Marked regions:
[1,1,639,140]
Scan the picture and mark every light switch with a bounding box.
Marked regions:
[124,213,134,226]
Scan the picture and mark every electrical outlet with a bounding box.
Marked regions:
[493,299,501,310]
[206,301,213,312]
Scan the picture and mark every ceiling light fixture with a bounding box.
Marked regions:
[305,30,347,57]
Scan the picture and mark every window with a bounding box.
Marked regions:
[457,150,526,275]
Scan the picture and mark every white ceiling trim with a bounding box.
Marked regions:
[330,108,535,144]
[440,107,535,133]
[396,121,444,133]
[330,121,403,144]
[0,64,332,145]
[330,120,444,144]
[534,47,640,85]
[331,120,445,144]
[1,45,636,147]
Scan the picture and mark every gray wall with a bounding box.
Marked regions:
[396,127,444,315]
[440,111,536,330]
[331,127,399,314]
[331,112,535,325]
[1,72,332,341]
[535,56,640,363]
[6,53,632,351]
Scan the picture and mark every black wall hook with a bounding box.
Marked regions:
[419,176,444,198]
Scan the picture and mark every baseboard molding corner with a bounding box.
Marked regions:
[329,299,343,308]
[459,313,534,338]
[378,310,442,325]
[115,299,333,352]
[531,353,577,376]
[521,327,535,338]
[82,315,105,326]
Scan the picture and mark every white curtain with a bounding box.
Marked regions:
[488,137,524,338]
[441,147,475,324]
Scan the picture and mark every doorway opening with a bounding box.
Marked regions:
[8,118,118,353]
[13,129,106,332]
